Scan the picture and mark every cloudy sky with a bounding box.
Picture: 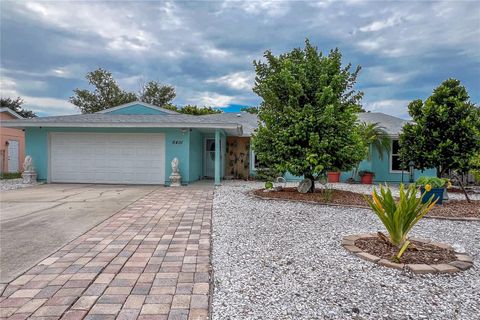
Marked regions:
[1,0,479,118]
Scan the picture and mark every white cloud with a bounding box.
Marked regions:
[359,15,403,32]
[188,92,235,107]
[364,99,411,119]
[206,71,254,91]
[362,66,416,85]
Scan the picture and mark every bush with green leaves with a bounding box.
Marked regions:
[415,176,449,188]
[252,40,366,192]
[0,172,22,179]
[365,184,437,261]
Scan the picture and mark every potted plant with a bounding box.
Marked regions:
[327,171,341,183]
[358,170,375,184]
[415,176,450,205]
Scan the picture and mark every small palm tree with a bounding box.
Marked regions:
[351,122,391,180]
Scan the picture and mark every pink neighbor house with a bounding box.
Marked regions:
[0,107,25,174]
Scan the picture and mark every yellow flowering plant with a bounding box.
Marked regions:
[365,184,437,260]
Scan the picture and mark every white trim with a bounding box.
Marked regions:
[389,138,403,173]
[0,107,24,119]
[95,101,179,115]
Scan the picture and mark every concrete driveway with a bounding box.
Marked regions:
[0,184,158,283]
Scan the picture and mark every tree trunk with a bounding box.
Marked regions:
[305,173,315,193]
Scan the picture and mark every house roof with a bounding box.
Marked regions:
[198,112,259,137]
[0,113,243,135]
[95,101,180,114]
[357,112,410,136]
[0,107,24,119]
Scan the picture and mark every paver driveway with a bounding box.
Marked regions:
[0,184,213,320]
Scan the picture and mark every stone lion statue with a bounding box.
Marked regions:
[23,155,34,172]
[171,157,179,174]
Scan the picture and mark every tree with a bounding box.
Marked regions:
[70,68,219,115]
[0,97,37,118]
[240,106,259,114]
[350,122,390,180]
[139,81,176,107]
[70,68,136,113]
[252,40,366,192]
[179,105,222,115]
[399,78,480,177]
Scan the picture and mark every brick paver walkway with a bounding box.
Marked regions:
[0,185,213,320]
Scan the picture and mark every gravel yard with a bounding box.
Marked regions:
[0,178,38,191]
[212,181,480,320]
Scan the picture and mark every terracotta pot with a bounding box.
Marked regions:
[360,173,374,184]
[327,171,341,183]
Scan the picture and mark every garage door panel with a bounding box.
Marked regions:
[50,133,165,184]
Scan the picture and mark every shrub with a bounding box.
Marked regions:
[415,176,450,189]
[365,184,437,260]
[1,172,22,179]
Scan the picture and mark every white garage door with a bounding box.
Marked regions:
[50,133,165,184]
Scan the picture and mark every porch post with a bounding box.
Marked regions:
[215,129,221,185]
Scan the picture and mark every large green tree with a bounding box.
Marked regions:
[0,97,37,118]
[252,40,366,191]
[70,68,220,115]
[399,79,480,177]
[138,80,176,107]
[70,68,137,113]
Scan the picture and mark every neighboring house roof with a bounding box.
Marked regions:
[198,112,259,137]
[357,112,410,136]
[96,101,180,115]
[0,107,24,119]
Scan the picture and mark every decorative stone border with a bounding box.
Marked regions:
[342,233,474,274]
[250,190,480,221]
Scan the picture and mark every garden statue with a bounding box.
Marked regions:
[22,155,37,184]
[171,157,179,174]
[169,157,182,187]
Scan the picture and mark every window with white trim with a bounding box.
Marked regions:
[390,139,403,171]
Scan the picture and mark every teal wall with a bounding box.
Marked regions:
[105,104,168,115]
[189,129,203,182]
[25,127,197,184]
[248,138,437,183]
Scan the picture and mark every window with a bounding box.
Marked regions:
[251,150,265,170]
[390,139,403,172]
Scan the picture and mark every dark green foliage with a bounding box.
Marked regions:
[70,68,137,113]
[399,79,480,177]
[252,40,366,191]
[0,172,22,179]
[139,81,176,107]
[0,97,37,118]
[179,105,222,115]
[70,68,221,115]
[240,106,259,114]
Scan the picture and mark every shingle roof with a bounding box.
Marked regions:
[198,112,259,136]
[357,112,409,136]
[1,109,407,137]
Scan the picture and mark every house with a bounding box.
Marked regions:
[2,101,435,185]
[0,107,25,175]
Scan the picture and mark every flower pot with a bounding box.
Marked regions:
[420,187,444,205]
[360,173,374,184]
[327,171,341,183]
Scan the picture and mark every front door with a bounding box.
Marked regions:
[7,140,19,172]
[205,138,216,178]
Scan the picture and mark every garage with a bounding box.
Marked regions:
[50,133,165,184]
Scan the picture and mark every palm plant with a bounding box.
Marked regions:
[350,122,391,180]
[365,184,437,261]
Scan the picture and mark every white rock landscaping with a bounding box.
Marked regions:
[212,181,479,320]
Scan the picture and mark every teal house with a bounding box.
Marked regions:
[3,101,435,185]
